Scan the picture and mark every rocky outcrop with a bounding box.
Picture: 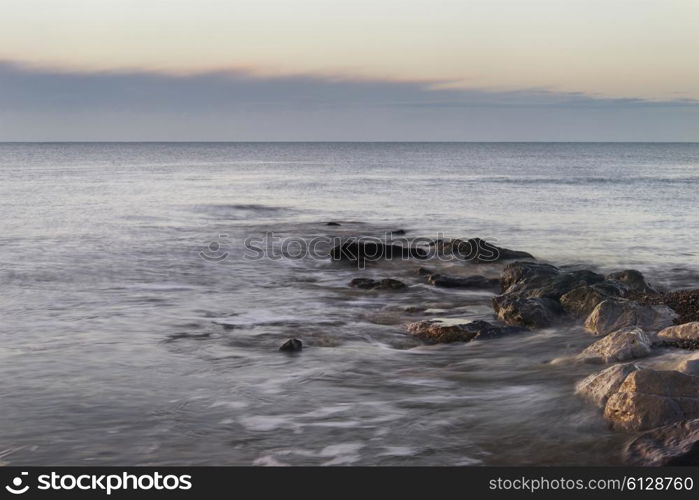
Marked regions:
[606,269,656,294]
[579,328,651,364]
[349,278,407,290]
[331,239,426,265]
[657,322,699,349]
[429,238,534,263]
[624,418,699,465]
[603,369,699,431]
[559,280,628,318]
[584,299,677,337]
[492,295,563,328]
[426,273,499,290]
[406,318,524,344]
[575,363,638,408]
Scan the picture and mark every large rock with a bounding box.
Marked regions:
[331,239,426,266]
[579,328,651,364]
[624,418,699,465]
[560,280,628,318]
[500,262,560,294]
[584,299,677,336]
[429,238,534,263]
[603,369,699,431]
[500,262,603,300]
[676,353,699,376]
[349,278,406,290]
[406,318,524,344]
[575,363,638,408]
[657,322,699,349]
[492,295,563,328]
[606,269,656,294]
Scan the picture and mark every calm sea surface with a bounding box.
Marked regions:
[1,142,698,465]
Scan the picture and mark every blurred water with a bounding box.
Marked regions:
[0,142,698,465]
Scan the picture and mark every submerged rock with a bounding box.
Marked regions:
[560,280,628,318]
[575,363,638,408]
[492,295,563,328]
[326,221,341,226]
[584,299,677,337]
[624,418,699,466]
[279,338,303,352]
[406,318,524,344]
[349,278,407,290]
[579,328,652,364]
[427,274,499,290]
[606,269,656,294]
[603,369,699,431]
[429,238,534,263]
[331,239,426,266]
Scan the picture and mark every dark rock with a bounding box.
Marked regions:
[279,338,303,352]
[390,229,407,235]
[606,269,656,294]
[560,280,628,317]
[417,266,436,277]
[326,221,341,226]
[349,278,406,290]
[331,239,426,266]
[633,289,699,325]
[406,318,525,344]
[429,238,534,263]
[500,262,560,293]
[492,295,563,328]
[427,274,499,290]
[624,418,699,466]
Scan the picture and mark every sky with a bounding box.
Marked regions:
[1,0,698,141]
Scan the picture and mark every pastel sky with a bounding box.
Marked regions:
[1,0,698,140]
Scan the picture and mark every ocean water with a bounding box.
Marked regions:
[0,142,698,465]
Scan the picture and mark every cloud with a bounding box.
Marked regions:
[1,61,698,141]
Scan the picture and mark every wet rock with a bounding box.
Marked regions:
[427,274,499,290]
[658,322,699,342]
[429,238,534,263]
[326,221,341,226]
[575,363,638,408]
[624,418,699,466]
[500,262,603,301]
[579,328,651,364]
[606,269,656,294]
[492,295,563,328]
[675,353,699,376]
[584,299,677,337]
[603,369,699,431]
[500,262,560,293]
[390,229,407,235]
[279,338,303,352]
[331,239,426,266]
[406,318,524,344]
[349,278,407,290]
[560,280,628,318]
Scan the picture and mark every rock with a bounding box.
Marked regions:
[492,295,563,328]
[658,322,699,342]
[500,262,560,293]
[606,269,656,294]
[676,353,699,376]
[575,363,638,407]
[560,280,628,318]
[584,299,677,336]
[406,318,524,344]
[349,278,406,290]
[579,328,651,363]
[390,229,407,235]
[427,274,499,290]
[603,369,699,431]
[624,418,699,466]
[604,392,684,431]
[331,239,426,266]
[279,338,303,352]
[326,221,341,226]
[429,238,534,263]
